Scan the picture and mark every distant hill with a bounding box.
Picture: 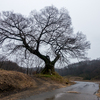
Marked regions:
[56,59,100,80]
[0,60,42,75]
[0,60,26,73]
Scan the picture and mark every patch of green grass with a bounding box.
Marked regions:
[35,72,69,83]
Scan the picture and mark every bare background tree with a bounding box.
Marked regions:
[0,55,7,68]
[0,6,90,74]
[15,51,44,75]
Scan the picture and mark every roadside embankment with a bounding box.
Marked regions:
[0,69,36,98]
[0,70,72,100]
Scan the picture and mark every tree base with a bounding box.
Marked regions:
[41,66,55,75]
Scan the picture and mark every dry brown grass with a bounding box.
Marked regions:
[67,91,80,94]
[96,83,100,97]
[96,93,100,97]
[64,76,83,81]
[0,70,75,99]
[0,69,36,92]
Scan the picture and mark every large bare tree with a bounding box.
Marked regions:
[0,6,90,74]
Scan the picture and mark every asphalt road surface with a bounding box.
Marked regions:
[19,81,100,100]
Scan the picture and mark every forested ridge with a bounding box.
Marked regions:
[56,59,100,80]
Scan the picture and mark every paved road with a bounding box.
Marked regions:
[19,81,100,100]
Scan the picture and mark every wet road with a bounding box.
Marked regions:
[19,81,100,100]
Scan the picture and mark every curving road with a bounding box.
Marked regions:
[19,81,100,100]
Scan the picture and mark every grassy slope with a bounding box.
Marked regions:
[0,70,70,93]
[0,70,72,99]
[35,72,70,84]
[0,69,36,92]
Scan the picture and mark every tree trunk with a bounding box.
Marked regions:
[31,51,59,75]
[41,62,55,75]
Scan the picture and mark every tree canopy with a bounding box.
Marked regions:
[0,6,90,74]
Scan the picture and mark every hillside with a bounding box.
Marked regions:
[0,69,36,97]
[56,59,100,80]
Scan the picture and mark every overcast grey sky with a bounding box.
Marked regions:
[0,0,100,61]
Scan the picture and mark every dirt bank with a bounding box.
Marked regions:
[0,70,71,100]
[1,76,70,100]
